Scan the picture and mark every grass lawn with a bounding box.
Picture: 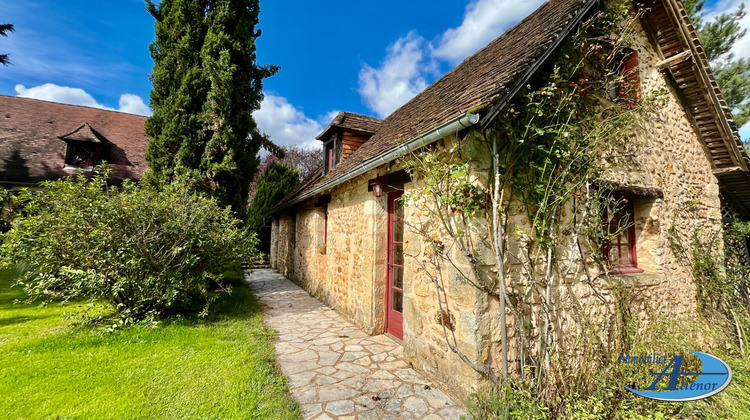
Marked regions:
[0,269,300,420]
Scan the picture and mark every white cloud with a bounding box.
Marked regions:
[431,0,545,64]
[358,0,545,117]
[118,94,151,116]
[358,31,433,118]
[15,83,104,108]
[14,83,151,116]
[729,4,750,61]
[702,0,750,61]
[253,94,325,150]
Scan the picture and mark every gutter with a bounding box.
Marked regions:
[270,112,480,214]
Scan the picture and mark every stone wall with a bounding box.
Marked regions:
[271,167,390,335]
[477,17,722,388]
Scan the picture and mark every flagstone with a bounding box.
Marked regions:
[318,384,360,402]
[301,403,322,418]
[245,269,468,419]
[325,400,355,416]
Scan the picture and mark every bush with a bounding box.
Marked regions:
[0,167,260,325]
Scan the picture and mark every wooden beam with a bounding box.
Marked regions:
[656,50,692,70]
[662,0,748,171]
[713,166,745,176]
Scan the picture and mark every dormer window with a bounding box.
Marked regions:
[67,142,95,168]
[316,111,383,176]
[58,123,104,171]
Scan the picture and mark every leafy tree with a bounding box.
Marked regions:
[0,167,260,325]
[684,1,750,130]
[246,162,299,253]
[144,0,278,217]
[248,145,322,201]
[0,23,14,66]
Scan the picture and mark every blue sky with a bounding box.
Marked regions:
[1,0,748,149]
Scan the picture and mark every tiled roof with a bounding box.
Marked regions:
[59,123,105,143]
[316,111,383,140]
[277,0,591,208]
[0,95,148,184]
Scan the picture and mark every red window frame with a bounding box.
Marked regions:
[619,50,640,101]
[602,199,643,274]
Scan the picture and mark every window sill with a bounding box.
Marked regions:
[606,272,663,287]
[608,266,644,275]
[64,164,94,171]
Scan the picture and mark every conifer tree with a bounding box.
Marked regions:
[0,23,14,66]
[685,1,750,130]
[246,162,299,253]
[144,0,278,216]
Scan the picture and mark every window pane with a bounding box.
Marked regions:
[392,266,403,289]
[392,290,403,313]
[393,244,403,266]
[624,248,634,266]
[394,220,403,243]
[395,198,404,220]
[609,246,620,267]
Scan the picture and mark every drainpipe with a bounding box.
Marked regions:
[270,112,480,213]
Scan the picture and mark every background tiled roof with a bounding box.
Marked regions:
[0,95,148,184]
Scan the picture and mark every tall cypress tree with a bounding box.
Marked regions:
[144,0,278,216]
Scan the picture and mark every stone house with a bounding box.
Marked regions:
[268,0,750,399]
[0,95,148,189]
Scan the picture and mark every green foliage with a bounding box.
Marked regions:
[144,0,279,216]
[0,167,260,325]
[0,23,13,66]
[0,187,17,234]
[724,219,750,309]
[468,385,549,420]
[0,269,300,419]
[246,161,299,253]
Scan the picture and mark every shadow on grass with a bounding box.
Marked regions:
[164,269,265,327]
[0,315,54,327]
[0,268,264,330]
[0,269,34,310]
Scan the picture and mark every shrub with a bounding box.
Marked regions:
[0,167,260,325]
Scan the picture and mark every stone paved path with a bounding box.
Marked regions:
[245,269,469,420]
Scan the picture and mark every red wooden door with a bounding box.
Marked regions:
[386,190,404,340]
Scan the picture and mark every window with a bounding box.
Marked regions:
[65,142,96,169]
[608,49,640,103]
[316,204,328,254]
[327,146,333,172]
[602,198,643,274]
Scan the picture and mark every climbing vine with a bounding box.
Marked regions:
[400,0,668,404]
[667,205,750,356]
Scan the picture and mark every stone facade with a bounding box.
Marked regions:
[270,15,725,403]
